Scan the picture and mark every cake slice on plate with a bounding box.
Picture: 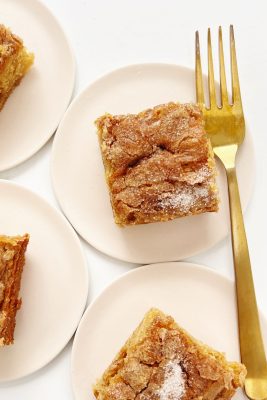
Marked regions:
[96,102,219,226]
[0,234,29,346]
[0,24,34,111]
[93,308,246,399]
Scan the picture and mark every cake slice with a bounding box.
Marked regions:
[0,24,34,111]
[93,308,246,400]
[96,102,219,226]
[0,234,29,346]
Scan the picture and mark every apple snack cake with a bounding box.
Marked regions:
[93,308,246,400]
[0,234,29,346]
[0,24,34,111]
[96,102,219,226]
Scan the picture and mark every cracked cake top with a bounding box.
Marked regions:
[93,308,246,400]
[96,102,209,178]
[96,102,219,226]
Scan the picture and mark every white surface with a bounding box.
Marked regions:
[0,180,88,382]
[52,63,254,263]
[0,0,266,398]
[71,262,267,400]
[0,0,75,171]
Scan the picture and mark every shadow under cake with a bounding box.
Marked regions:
[96,102,219,226]
[93,308,246,400]
[0,24,34,111]
[0,234,29,346]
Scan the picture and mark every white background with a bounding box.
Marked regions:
[1,0,267,398]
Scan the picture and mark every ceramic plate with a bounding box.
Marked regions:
[0,0,75,171]
[51,63,255,264]
[0,180,88,382]
[71,262,267,400]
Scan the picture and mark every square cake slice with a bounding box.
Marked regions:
[0,24,34,111]
[93,308,246,400]
[0,234,29,346]
[96,102,219,226]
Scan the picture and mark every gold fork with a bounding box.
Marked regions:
[195,26,267,400]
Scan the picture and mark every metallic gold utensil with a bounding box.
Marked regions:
[195,26,267,400]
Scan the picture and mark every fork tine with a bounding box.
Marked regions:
[230,25,242,105]
[218,27,229,106]
[207,28,217,108]
[195,31,205,105]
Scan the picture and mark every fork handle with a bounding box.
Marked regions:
[226,167,267,376]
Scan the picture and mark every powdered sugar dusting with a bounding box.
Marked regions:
[156,360,185,399]
[181,166,210,185]
[158,186,210,213]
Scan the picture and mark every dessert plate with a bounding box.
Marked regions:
[0,0,75,172]
[71,262,267,400]
[0,180,88,382]
[51,63,255,264]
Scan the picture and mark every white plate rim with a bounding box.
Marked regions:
[0,179,89,383]
[0,0,76,172]
[51,62,255,264]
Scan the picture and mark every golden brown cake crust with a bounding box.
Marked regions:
[0,24,34,111]
[93,309,246,400]
[96,102,219,226]
[0,234,29,346]
[0,24,23,70]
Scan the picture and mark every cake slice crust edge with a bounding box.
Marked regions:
[0,233,30,346]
